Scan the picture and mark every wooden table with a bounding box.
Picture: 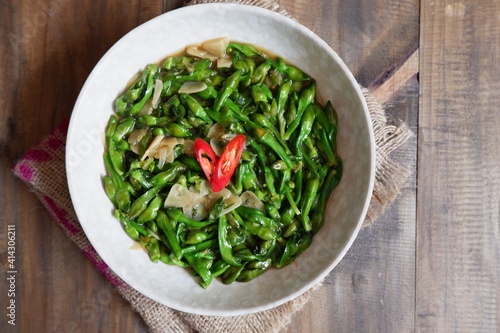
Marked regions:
[1,0,498,332]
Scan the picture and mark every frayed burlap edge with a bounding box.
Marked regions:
[185,0,292,17]
[361,88,413,227]
[12,0,413,330]
[13,87,412,333]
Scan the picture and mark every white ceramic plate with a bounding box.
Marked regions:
[66,3,375,316]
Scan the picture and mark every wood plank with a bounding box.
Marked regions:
[417,1,500,331]
[0,1,166,331]
[282,0,419,331]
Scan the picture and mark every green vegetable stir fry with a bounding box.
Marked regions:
[103,37,342,288]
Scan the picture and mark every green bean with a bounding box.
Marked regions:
[104,40,343,288]
[251,61,271,84]
[213,70,242,112]
[140,235,161,263]
[115,210,149,238]
[294,105,315,154]
[180,93,213,125]
[283,80,316,140]
[103,153,131,211]
[240,162,259,191]
[137,195,162,224]
[129,185,165,219]
[218,215,241,266]
[103,175,116,206]
[185,232,211,245]
[252,113,291,155]
[230,211,277,241]
[166,208,216,228]
[113,117,136,142]
[181,239,217,256]
[108,138,125,176]
[250,125,295,169]
[156,211,182,260]
[130,64,159,115]
[236,206,279,231]
[130,169,153,189]
[300,174,320,232]
[149,162,187,186]
[210,259,231,278]
[164,123,191,138]
[251,84,268,104]
[185,254,212,288]
[209,197,224,221]
[311,160,342,233]
[221,264,246,285]
[106,115,118,140]
[228,42,262,57]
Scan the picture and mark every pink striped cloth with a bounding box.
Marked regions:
[13,88,412,332]
[12,117,322,333]
[13,118,125,289]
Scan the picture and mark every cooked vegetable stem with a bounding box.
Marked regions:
[103,39,342,288]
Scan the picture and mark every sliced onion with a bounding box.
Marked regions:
[202,37,229,57]
[151,79,163,108]
[178,81,208,94]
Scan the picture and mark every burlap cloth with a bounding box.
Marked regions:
[13,1,413,332]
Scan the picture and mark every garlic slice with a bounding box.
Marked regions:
[164,181,243,221]
[240,191,265,212]
[141,135,164,160]
[202,37,229,57]
[178,81,208,94]
[186,46,218,60]
[151,79,163,108]
[128,129,147,154]
[217,55,233,68]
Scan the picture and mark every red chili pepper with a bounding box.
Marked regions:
[194,138,218,182]
[211,134,246,192]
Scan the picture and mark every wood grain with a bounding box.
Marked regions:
[1,0,499,332]
[417,1,500,331]
[282,0,420,332]
[0,1,171,332]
